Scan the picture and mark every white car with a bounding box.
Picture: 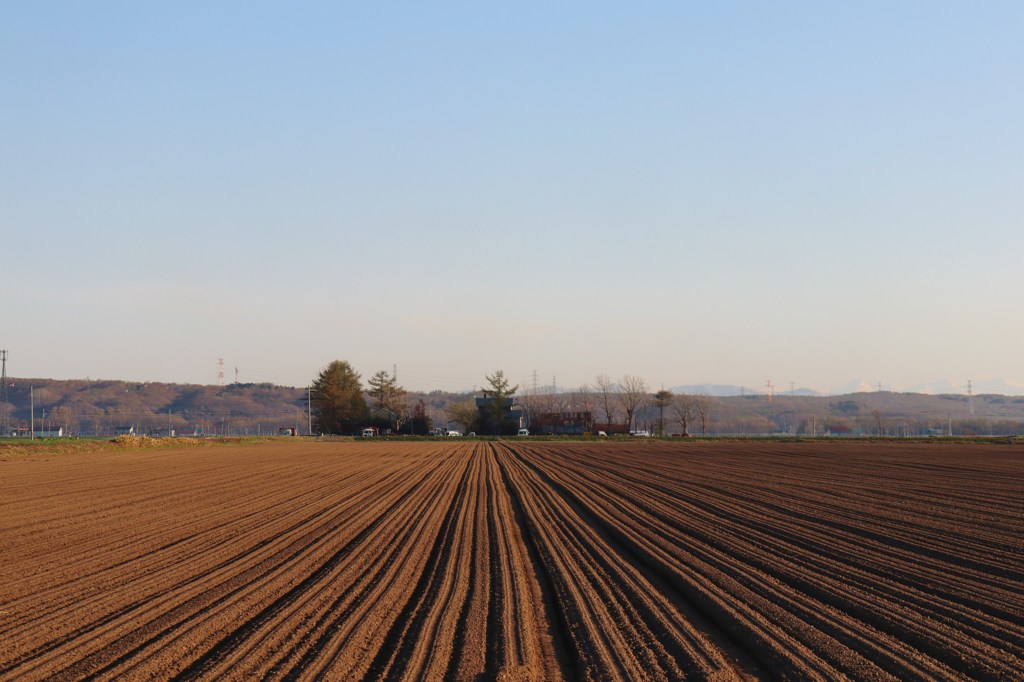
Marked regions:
[517,429,530,436]
[445,430,462,437]
[630,430,651,437]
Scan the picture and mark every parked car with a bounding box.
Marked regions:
[446,430,462,437]
[630,430,651,437]
[517,428,530,436]
[597,431,608,437]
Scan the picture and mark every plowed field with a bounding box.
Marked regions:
[1,440,1021,680]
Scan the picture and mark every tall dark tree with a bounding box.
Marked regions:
[481,370,518,435]
[410,398,432,435]
[367,369,407,429]
[652,388,673,436]
[310,360,368,435]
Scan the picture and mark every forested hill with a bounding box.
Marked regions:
[2,379,309,436]
[4,377,1024,437]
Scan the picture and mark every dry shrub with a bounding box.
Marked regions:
[113,435,211,449]
[114,435,157,448]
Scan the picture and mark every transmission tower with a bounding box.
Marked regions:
[765,379,773,403]
[217,358,225,386]
[967,379,975,417]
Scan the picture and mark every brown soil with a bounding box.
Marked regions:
[1,440,1021,680]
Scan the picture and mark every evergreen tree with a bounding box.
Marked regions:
[311,360,368,434]
[367,370,407,415]
[481,370,519,435]
[652,389,673,436]
[411,398,432,435]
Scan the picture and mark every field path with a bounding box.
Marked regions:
[1,440,1021,680]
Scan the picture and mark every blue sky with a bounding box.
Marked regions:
[3,2,1021,393]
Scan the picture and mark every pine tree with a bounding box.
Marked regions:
[311,361,368,434]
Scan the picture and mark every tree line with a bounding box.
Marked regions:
[6,366,1019,438]
[310,361,432,435]
[496,373,715,436]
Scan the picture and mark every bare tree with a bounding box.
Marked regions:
[618,375,648,432]
[445,398,478,433]
[517,382,543,432]
[673,394,696,436]
[547,378,570,414]
[694,393,715,436]
[594,374,617,429]
[574,384,595,416]
[871,409,885,436]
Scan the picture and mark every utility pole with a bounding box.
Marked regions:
[1,349,7,436]
[307,386,312,436]
[30,386,34,441]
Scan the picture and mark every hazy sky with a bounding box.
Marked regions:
[3,2,1021,393]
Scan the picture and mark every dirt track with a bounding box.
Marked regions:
[1,440,1022,680]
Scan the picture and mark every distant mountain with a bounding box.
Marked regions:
[907,378,1024,397]
[823,378,1024,397]
[669,384,821,397]
[669,384,745,397]
[906,379,963,395]
[829,380,878,395]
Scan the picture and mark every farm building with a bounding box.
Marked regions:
[532,411,594,436]
[369,406,402,431]
[593,422,630,435]
[6,426,65,437]
[475,392,525,434]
